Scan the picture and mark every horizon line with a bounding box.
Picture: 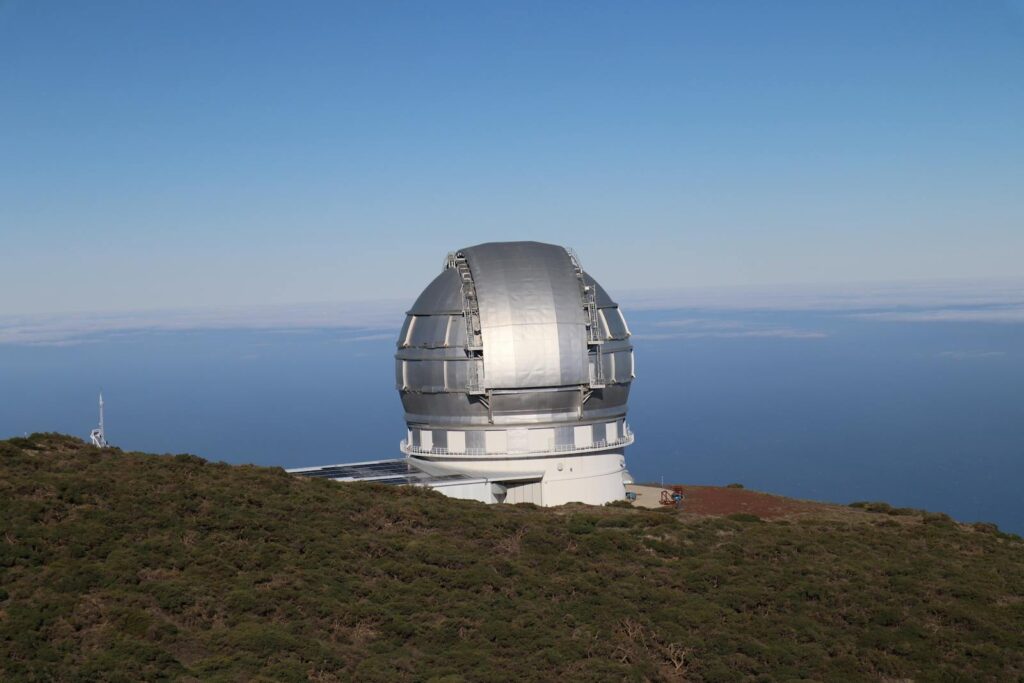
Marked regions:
[2,276,1023,347]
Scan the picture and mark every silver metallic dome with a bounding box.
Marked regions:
[395,241,634,436]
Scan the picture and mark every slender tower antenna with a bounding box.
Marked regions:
[90,391,108,448]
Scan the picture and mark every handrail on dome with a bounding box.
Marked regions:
[565,246,606,388]
[447,250,485,394]
[401,425,634,458]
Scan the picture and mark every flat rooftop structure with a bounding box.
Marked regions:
[286,458,487,488]
[286,458,550,504]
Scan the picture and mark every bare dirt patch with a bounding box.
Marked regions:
[627,484,830,519]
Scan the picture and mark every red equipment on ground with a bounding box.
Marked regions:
[660,486,685,508]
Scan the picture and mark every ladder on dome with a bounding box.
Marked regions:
[447,251,486,395]
[565,247,605,389]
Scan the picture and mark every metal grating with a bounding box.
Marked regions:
[287,459,482,487]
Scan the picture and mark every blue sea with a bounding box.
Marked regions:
[2,300,1022,533]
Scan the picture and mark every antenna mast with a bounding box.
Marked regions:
[90,392,108,448]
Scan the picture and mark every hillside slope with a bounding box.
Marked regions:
[1,434,1022,682]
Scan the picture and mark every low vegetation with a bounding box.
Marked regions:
[2,433,1023,682]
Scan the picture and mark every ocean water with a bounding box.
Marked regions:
[1,306,1021,533]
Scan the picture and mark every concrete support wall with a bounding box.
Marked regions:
[413,449,626,507]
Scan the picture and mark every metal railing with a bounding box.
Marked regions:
[566,247,606,389]
[565,247,602,344]
[447,251,485,394]
[400,425,634,458]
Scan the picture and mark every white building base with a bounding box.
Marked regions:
[409,450,627,507]
[288,449,630,508]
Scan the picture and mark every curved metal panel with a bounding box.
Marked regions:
[461,241,588,389]
[580,384,630,419]
[396,315,414,348]
[396,346,472,361]
[446,317,467,347]
[582,272,617,308]
[407,315,450,348]
[403,359,446,392]
[611,350,634,382]
[408,268,464,315]
[599,307,630,340]
[396,242,634,454]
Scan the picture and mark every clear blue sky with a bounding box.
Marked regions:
[2,1,1022,315]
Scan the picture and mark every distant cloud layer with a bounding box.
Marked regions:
[619,279,1024,312]
[0,300,406,346]
[633,329,827,341]
[851,306,1024,324]
[2,278,1022,346]
[633,317,828,341]
[934,350,1007,360]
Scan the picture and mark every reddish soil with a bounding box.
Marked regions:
[679,485,825,518]
[627,484,829,519]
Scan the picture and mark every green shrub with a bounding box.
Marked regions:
[850,501,920,516]
[1,433,1021,682]
[566,514,598,535]
[726,513,762,523]
[923,512,954,526]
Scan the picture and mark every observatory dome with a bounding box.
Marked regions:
[395,241,635,506]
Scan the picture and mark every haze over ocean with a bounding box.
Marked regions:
[2,282,1022,534]
[1,5,1022,530]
